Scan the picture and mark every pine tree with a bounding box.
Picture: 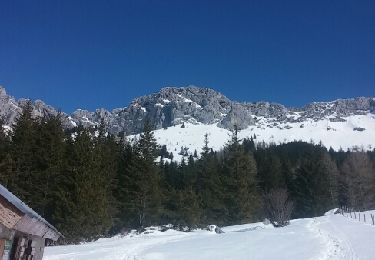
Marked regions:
[293,168,312,217]
[201,133,210,157]
[177,187,201,228]
[197,151,225,225]
[292,149,338,217]
[160,145,168,159]
[255,150,283,192]
[93,120,119,234]
[0,117,13,187]
[114,141,137,230]
[310,151,339,216]
[33,113,67,221]
[54,127,116,242]
[243,137,256,153]
[9,101,38,203]
[119,120,161,228]
[179,146,184,156]
[341,152,374,210]
[222,125,260,224]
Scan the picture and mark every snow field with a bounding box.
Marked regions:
[143,114,375,162]
[44,210,375,260]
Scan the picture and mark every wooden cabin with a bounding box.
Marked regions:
[0,184,62,260]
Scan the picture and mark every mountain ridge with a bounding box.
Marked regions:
[0,85,374,136]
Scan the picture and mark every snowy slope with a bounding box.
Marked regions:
[44,210,375,260]
[130,113,375,162]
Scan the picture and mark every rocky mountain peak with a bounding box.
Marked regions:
[0,86,7,97]
[0,86,374,136]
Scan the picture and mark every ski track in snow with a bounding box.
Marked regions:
[308,217,357,260]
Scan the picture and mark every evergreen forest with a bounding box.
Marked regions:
[1,103,374,243]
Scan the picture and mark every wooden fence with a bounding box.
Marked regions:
[339,206,375,226]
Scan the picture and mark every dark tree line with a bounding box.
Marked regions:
[0,103,374,243]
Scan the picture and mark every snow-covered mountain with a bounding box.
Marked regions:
[1,86,375,159]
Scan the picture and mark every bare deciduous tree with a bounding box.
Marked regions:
[264,188,293,227]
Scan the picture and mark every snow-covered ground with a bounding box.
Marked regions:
[131,114,375,162]
[45,210,375,260]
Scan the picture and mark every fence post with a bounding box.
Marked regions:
[371,214,374,225]
[359,212,361,222]
[364,214,366,223]
[354,212,356,219]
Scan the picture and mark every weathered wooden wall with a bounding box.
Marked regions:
[12,234,45,260]
[14,216,60,241]
[32,236,45,260]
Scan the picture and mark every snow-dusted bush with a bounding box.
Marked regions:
[207,225,224,234]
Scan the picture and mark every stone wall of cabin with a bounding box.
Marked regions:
[0,197,23,230]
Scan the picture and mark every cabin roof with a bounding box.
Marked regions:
[0,183,63,240]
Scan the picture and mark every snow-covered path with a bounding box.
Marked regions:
[308,217,356,260]
[312,211,375,260]
[45,211,375,260]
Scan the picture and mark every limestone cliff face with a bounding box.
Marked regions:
[0,85,374,135]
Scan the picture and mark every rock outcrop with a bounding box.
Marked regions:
[0,85,374,135]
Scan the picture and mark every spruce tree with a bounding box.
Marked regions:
[341,152,374,210]
[292,149,338,217]
[93,121,119,234]
[33,113,67,221]
[9,101,38,203]
[54,128,116,242]
[0,117,12,187]
[198,152,225,225]
[114,141,137,230]
[120,120,161,228]
[222,126,260,224]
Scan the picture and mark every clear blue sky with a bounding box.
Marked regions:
[0,0,374,112]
